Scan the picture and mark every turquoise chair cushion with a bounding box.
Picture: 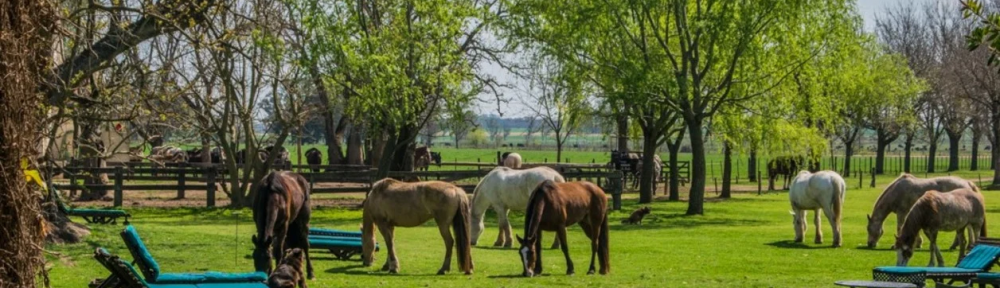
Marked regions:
[308,235,363,242]
[72,209,128,216]
[309,238,363,249]
[194,283,268,288]
[121,225,161,280]
[977,273,1000,279]
[155,272,266,284]
[958,245,1000,270]
[875,266,982,274]
[309,228,362,238]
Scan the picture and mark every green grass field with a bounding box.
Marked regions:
[46,170,1000,287]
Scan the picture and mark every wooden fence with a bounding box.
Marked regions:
[50,164,627,210]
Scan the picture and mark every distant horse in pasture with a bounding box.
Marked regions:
[895,188,986,267]
[149,146,187,164]
[414,146,432,171]
[632,154,662,192]
[263,146,291,170]
[361,178,473,275]
[867,174,977,249]
[305,148,322,173]
[502,152,522,169]
[516,180,610,277]
[471,167,565,248]
[430,152,442,166]
[252,171,313,279]
[768,156,803,191]
[789,170,846,247]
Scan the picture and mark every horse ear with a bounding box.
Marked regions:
[867,214,872,221]
[252,234,258,244]
[515,235,524,244]
[788,210,795,215]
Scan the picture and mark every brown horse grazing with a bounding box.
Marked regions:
[361,178,473,275]
[304,148,322,173]
[253,171,314,279]
[414,146,432,171]
[767,156,802,191]
[895,188,986,267]
[268,248,306,288]
[867,174,978,249]
[516,180,610,277]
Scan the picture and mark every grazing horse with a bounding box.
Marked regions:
[768,156,802,191]
[150,146,187,164]
[516,180,610,277]
[867,174,977,249]
[502,152,522,168]
[471,167,565,248]
[305,148,322,173]
[414,146,432,171]
[789,171,846,247]
[252,171,314,279]
[361,178,473,275]
[264,146,291,170]
[895,188,986,267]
[632,154,662,191]
[430,152,442,166]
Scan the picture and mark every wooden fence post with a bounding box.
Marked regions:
[114,166,123,207]
[207,166,216,207]
[870,167,876,188]
[177,164,186,199]
[757,173,762,195]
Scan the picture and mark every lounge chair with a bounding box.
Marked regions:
[93,247,266,288]
[119,225,267,285]
[873,244,1000,286]
[52,186,130,225]
[308,227,376,260]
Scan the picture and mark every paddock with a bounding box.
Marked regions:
[44,170,998,287]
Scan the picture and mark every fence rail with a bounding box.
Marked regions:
[49,165,626,210]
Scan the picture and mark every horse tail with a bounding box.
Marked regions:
[982,217,988,238]
[361,205,377,267]
[598,212,610,275]
[832,174,844,226]
[453,193,474,274]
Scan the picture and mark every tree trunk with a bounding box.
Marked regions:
[346,126,364,165]
[376,131,399,180]
[875,128,897,174]
[721,141,732,199]
[928,140,938,173]
[946,129,961,172]
[748,149,757,182]
[686,117,706,215]
[843,142,854,177]
[972,129,981,171]
[76,120,109,201]
[666,130,684,202]
[556,131,564,163]
[992,103,1000,187]
[617,113,628,153]
[638,132,658,203]
[904,133,914,173]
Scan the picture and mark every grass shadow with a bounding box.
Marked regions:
[487,274,528,279]
[765,240,838,250]
[325,264,371,275]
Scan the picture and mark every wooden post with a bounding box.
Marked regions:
[858,167,862,189]
[177,163,186,199]
[207,166,216,207]
[713,178,718,195]
[611,171,622,210]
[870,167,876,188]
[114,166,123,207]
[757,173,762,195]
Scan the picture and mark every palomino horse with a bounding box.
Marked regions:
[516,180,610,277]
[362,179,473,275]
[252,171,314,279]
[789,171,846,247]
[502,152,522,168]
[895,188,986,267]
[867,174,978,249]
[471,167,565,248]
[305,148,322,173]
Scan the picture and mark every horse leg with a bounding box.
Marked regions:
[926,231,943,267]
[813,209,823,244]
[493,206,509,247]
[793,209,805,243]
[555,227,573,275]
[435,215,455,275]
[822,207,841,247]
[534,232,544,276]
[579,221,598,275]
[376,222,399,273]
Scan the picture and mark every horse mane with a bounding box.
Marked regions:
[523,180,555,240]
[873,173,913,211]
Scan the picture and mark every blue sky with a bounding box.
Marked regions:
[476,0,939,117]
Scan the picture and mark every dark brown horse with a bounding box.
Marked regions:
[414,146,432,171]
[768,156,803,190]
[516,180,610,277]
[253,171,314,279]
[305,148,322,173]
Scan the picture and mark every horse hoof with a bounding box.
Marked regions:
[587,270,595,275]
[815,240,823,244]
[437,270,447,275]
[465,270,473,275]
[503,244,512,249]
[381,264,390,272]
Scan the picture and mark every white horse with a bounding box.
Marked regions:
[471,166,564,248]
[789,170,846,247]
[503,153,522,168]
